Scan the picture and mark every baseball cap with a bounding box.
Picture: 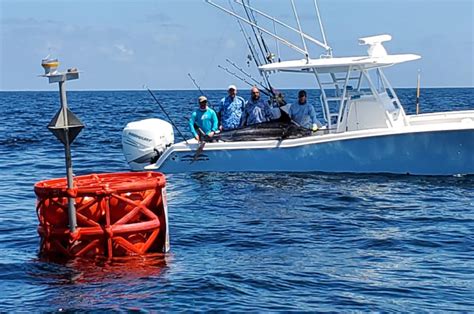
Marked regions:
[198,96,207,103]
[228,84,237,91]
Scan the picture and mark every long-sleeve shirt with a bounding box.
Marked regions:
[189,108,218,138]
[240,98,273,127]
[288,102,320,129]
[217,95,245,130]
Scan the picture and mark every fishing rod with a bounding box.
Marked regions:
[248,0,273,62]
[239,0,274,65]
[242,0,277,94]
[246,0,271,61]
[219,64,285,113]
[217,64,271,97]
[229,0,275,96]
[208,0,297,97]
[242,0,266,65]
[240,0,276,92]
[145,87,188,144]
[187,73,215,109]
[187,73,206,96]
[217,65,253,88]
[228,3,278,100]
[228,0,263,68]
[225,58,271,94]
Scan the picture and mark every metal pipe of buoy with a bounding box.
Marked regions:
[58,81,77,231]
[40,57,83,233]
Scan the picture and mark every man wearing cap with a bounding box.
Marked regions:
[189,96,218,141]
[216,85,245,131]
[240,86,273,127]
[288,90,322,131]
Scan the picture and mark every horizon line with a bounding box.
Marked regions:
[1,86,473,92]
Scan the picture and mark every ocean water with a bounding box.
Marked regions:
[0,88,473,311]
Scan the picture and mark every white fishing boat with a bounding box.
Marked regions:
[122,1,474,176]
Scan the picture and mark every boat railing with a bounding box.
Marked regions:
[320,95,357,133]
[315,68,365,132]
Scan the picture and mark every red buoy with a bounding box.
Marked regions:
[34,172,169,258]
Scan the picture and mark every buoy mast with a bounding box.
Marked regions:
[40,57,84,233]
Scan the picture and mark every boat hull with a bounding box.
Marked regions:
[155,129,474,175]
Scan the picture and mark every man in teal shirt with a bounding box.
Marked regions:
[189,96,218,141]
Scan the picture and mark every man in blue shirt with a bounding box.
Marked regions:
[217,84,245,131]
[240,87,273,127]
[189,96,218,141]
[288,90,322,131]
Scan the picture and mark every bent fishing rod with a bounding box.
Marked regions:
[145,87,188,144]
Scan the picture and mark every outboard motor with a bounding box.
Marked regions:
[122,118,174,170]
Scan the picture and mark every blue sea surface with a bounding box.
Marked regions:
[0,88,473,311]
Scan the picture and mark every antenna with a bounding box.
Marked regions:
[416,70,421,114]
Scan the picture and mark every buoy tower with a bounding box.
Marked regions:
[35,58,170,258]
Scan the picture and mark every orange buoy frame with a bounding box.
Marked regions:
[34,172,169,258]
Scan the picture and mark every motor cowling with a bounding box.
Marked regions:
[122,118,174,170]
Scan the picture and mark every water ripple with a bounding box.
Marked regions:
[0,90,473,311]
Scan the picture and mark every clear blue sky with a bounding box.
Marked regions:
[0,0,472,91]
